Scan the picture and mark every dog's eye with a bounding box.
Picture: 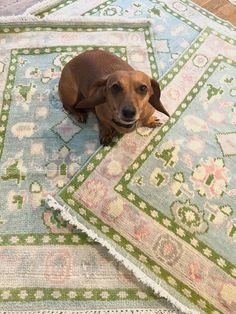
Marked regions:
[111,83,122,93]
[138,84,148,93]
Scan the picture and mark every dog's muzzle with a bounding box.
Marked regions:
[112,119,136,129]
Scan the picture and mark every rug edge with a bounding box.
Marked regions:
[47,196,200,314]
[185,0,236,30]
[0,15,151,27]
[23,0,64,16]
[0,310,178,314]
[22,0,236,32]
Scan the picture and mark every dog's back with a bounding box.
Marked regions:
[65,50,133,97]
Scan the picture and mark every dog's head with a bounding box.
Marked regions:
[78,70,169,126]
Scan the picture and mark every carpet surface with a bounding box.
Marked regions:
[0,18,178,313]
[39,2,236,314]
[0,0,40,16]
[26,0,236,78]
[0,1,236,314]
[51,23,236,314]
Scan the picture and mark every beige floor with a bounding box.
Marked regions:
[193,0,236,25]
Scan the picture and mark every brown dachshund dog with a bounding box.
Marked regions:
[58,50,169,145]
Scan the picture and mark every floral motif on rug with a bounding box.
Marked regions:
[0,20,174,312]
[55,28,236,314]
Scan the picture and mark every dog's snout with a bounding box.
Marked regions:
[122,104,136,119]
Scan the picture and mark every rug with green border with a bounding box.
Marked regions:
[52,27,236,314]
[0,18,178,313]
[1,0,236,313]
[26,0,236,77]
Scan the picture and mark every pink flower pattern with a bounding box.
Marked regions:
[191,158,229,198]
[78,179,108,208]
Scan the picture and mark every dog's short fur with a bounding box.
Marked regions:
[59,50,169,145]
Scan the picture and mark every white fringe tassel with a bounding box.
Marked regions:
[0,15,151,28]
[0,15,40,23]
[0,309,178,314]
[23,0,65,16]
[47,196,199,314]
[43,15,151,26]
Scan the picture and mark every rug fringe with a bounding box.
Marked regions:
[23,0,64,16]
[0,15,151,28]
[0,15,39,23]
[0,309,178,314]
[47,196,199,314]
[43,15,151,26]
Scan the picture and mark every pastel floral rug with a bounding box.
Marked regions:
[0,1,235,314]
[45,5,236,314]
[52,28,236,314]
[0,18,178,314]
[26,0,236,76]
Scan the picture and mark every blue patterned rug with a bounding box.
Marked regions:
[0,0,236,313]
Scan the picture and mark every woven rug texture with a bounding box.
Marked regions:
[0,1,235,314]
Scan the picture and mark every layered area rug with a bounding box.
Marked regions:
[25,0,236,74]
[0,18,178,313]
[0,1,236,314]
[50,27,236,314]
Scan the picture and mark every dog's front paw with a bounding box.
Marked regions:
[99,122,114,146]
[100,133,113,146]
[144,116,162,128]
[76,111,88,123]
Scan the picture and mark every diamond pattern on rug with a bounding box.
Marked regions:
[216,133,236,156]
[156,39,170,53]
[52,117,82,143]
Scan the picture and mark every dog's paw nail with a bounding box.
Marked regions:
[100,135,113,146]
[77,113,88,123]
[145,119,162,128]
[79,118,86,123]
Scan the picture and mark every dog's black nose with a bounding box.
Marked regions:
[122,105,136,119]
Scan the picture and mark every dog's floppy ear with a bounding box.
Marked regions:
[149,79,169,117]
[75,77,107,109]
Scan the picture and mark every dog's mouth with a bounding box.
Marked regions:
[112,119,137,129]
